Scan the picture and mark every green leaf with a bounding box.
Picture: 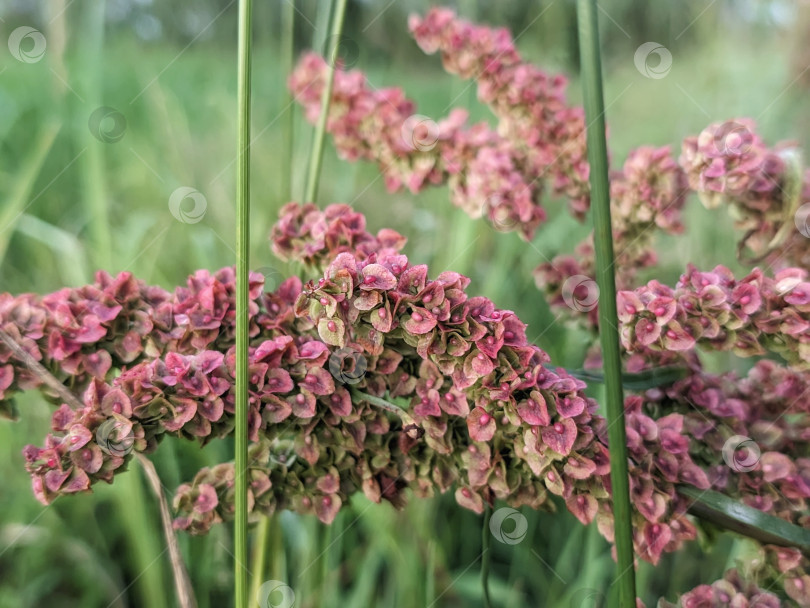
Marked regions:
[679,485,810,553]
[15,214,89,285]
[0,122,60,266]
[560,366,691,391]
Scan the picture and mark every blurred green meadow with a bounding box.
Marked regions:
[1,1,808,606]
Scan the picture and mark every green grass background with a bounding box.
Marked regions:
[1,1,808,606]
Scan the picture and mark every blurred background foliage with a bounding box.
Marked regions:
[0,1,808,606]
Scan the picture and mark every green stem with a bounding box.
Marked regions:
[111,466,168,608]
[481,505,492,608]
[136,454,197,608]
[425,541,437,607]
[558,365,689,391]
[575,1,636,605]
[320,520,336,607]
[248,516,272,604]
[0,123,60,267]
[235,1,253,607]
[78,2,111,270]
[269,513,286,582]
[303,0,348,203]
[281,0,296,203]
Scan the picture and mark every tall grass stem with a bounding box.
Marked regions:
[303,0,348,204]
[481,505,492,608]
[248,516,272,603]
[235,0,254,606]
[281,0,296,204]
[137,454,197,608]
[575,1,637,604]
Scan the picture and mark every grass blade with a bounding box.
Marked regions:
[303,0,348,204]
[481,505,492,608]
[77,2,112,270]
[235,0,254,606]
[15,214,88,286]
[559,366,690,391]
[281,0,296,204]
[248,516,271,603]
[679,486,810,552]
[575,1,637,604]
[136,454,197,608]
[0,123,60,266]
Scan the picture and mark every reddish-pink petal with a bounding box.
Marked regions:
[467,407,496,442]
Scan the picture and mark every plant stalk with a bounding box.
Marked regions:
[303,0,348,203]
[575,1,637,605]
[281,0,296,204]
[0,329,191,606]
[137,454,198,608]
[481,505,492,608]
[0,329,83,409]
[235,0,253,606]
[78,1,112,270]
[248,516,272,603]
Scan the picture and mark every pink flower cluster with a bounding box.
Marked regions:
[237,205,714,562]
[642,359,810,524]
[288,8,594,240]
[535,146,689,326]
[764,546,810,606]
[547,120,810,330]
[5,203,717,569]
[408,7,590,218]
[681,119,785,205]
[292,10,810,340]
[610,146,689,261]
[6,5,810,600]
[614,325,810,602]
[270,202,407,271]
[290,52,447,193]
[660,569,781,607]
[618,396,706,566]
[0,272,170,407]
[18,270,306,507]
[618,264,810,368]
[680,119,810,263]
[0,266,278,415]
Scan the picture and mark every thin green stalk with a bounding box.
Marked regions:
[440,213,479,277]
[575,1,636,605]
[481,505,492,608]
[0,123,60,266]
[425,541,436,607]
[15,214,88,286]
[235,1,253,607]
[110,465,168,608]
[281,0,296,203]
[303,0,348,203]
[312,0,333,55]
[481,230,521,298]
[320,519,336,607]
[78,2,112,270]
[248,517,272,603]
[269,513,286,583]
[136,454,197,608]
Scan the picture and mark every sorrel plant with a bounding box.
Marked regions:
[3,4,810,607]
